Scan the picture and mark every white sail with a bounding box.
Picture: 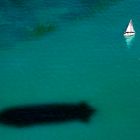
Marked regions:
[124,19,135,36]
[126,20,135,33]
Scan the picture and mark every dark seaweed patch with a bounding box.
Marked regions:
[28,23,57,38]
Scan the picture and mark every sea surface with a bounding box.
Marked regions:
[0,0,140,140]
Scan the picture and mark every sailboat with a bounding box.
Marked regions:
[124,19,135,37]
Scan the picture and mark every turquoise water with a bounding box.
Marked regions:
[0,0,140,139]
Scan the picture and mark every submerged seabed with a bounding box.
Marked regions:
[0,0,122,45]
[0,0,140,140]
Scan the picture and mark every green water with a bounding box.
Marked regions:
[0,0,140,139]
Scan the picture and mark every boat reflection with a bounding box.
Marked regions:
[124,35,135,48]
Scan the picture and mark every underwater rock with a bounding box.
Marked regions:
[29,23,57,38]
[9,0,25,6]
[0,102,95,127]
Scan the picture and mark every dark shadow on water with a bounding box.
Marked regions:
[0,102,96,128]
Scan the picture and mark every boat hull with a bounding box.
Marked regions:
[124,32,135,37]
